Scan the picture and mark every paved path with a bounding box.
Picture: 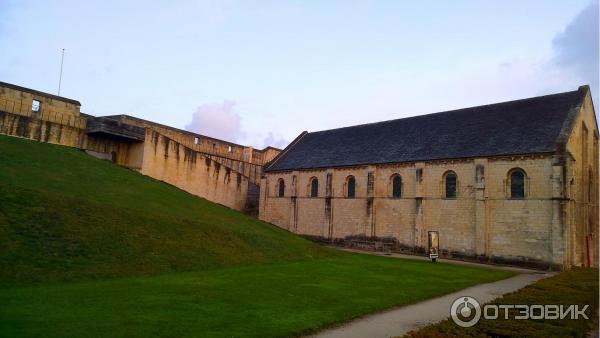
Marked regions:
[310,249,554,338]
[332,247,542,274]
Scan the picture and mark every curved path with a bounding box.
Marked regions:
[309,249,553,338]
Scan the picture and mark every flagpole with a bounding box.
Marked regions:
[58,48,65,96]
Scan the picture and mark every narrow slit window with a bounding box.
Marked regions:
[392,175,402,198]
[310,178,319,198]
[510,169,525,199]
[194,137,199,145]
[347,176,355,198]
[445,172,457,199]
[278,179,285,197]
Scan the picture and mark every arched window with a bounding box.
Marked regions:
[277,179,285,197]
[391,174,402,198]
[444,171,457,199]
[310,177,319,198]
[509,168,526,199]
[346,176,356,198]
[475,164,485,184]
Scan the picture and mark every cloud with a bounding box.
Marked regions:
[262,132,289,149]
[551,1,599,99]
[184,100,245,143]
[484,2,598,105]
[184,101,290,148]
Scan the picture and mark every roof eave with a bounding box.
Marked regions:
[265,151,556,173]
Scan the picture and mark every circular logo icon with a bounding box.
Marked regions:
[450,296,481,327]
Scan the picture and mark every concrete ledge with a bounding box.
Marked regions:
[86,117,145,141]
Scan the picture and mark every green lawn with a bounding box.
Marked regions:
[0,254,514,338]
[0,134,515,337]
[404,268,599,338]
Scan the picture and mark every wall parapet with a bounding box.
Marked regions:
[0,97,86,129]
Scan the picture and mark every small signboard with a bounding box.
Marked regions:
[428,231,439,262]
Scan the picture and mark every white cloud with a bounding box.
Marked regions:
[262,132,289,149]
[458,1,599,107]
[184,101,291,149]
[552,1,599,100]
[184,100,245,143]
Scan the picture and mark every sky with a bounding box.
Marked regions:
[0,1,598,149]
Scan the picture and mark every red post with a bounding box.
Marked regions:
[585,235,591,267]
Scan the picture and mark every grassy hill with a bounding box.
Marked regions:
[0,134,332,286]
[0,134,516,337]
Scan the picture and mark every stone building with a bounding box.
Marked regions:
[0,81,280,211]
[2,79,597,269]
[260,86,599,269]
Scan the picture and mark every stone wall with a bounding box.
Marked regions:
[86,135,145,170]
[253,147,281,165]
[105,114,280,166]
[0,109,251,211]
[563,89,599,267]
[140,130,249,210]
[105,114,276,186]
[0,110,86,148]
[260,90,599,269]
[0,82,272,212]
[260,154,570,268]
[0,109,144,169]
[0,82,81,118]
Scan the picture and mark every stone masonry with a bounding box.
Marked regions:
[261,86,599,269]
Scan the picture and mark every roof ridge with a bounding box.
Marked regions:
[308,88,581,135]
[266,86,586,172]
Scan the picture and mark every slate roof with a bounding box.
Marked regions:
[266,87,589,172]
